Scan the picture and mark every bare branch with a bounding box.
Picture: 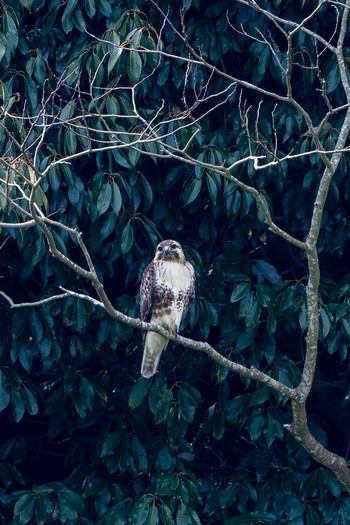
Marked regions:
[0,290,70,308]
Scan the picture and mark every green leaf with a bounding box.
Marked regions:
[280,284,296,311]
[121,222,134,254]
[97,183,112,216]
[12,310,28,339]
[24,75,38,110]
[128,377,152,409]
[203,404,214,435]
[12,436,27,464]
[108,47,123,75]
[319,307,331,340]
[236,328,257,350]
[95,485,111,515]
[0,35,5,63]
[129,51,142,85]
[22,386,38,416]
[250,386,271,406]
[49,166,61,192]
[34,186,49,213]
[244,297,261,330]
[253,260,281,284]
[301,471,318,499]
[100,212,117,241]
[19,0,33,7]
[132,435,148,472]
[178,387,196,423]
[32,485,55,496]
[299,305,308,332]
[85,0,96,18]
[106,95,120,115]
[100,431,123,457]
[341,317,350,340]
[153,388,173,425]
[14,493,35,524]
[76,376,94,417]
[326,64,340,94]
[64,127,77,155]
[132,29,143,50]
[176,501,192,525]
[328,331,342,355]
[12,388,26,422]
[206,174,218,206]
[227,395,250,424]
[254,45,270,85]
[159,503,175,525]
[60,102,75,121]
[267,307,277,336]
[0,371,10,411]
[146,35,158,68]
[111,181,122,214]
[157,447,176,472]
[145,503,159,525]
[212,404,225,440]
[321,468,342,498]
[96,0,112,18]
[255,285,272,307]
[249,414,265,441]
[97,317,111,346]
[226,512,277,524]
[33,56,46,85]
[113,148,132,168]
[129,147,141,167]
[263,413,282,447]
[57,491,81,522]
[183,178,202,206]
[62,0,78,33]
[230,282,250,303]
[131,496,151,524]
[30,309,43,342]
[158,63,170,86]
[3,14,18,54]
[19,345,33,374]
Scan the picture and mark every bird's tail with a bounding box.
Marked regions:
[141,331,168,378]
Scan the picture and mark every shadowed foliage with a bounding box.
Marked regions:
[0,0,350,523]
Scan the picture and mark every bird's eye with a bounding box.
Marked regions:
[158,246,163,251]
[171,243,177,249]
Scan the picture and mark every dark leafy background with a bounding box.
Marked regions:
[0,0,350,523]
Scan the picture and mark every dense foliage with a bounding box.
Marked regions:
[0,0,350,523]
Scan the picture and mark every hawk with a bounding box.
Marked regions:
[140,240,195,378]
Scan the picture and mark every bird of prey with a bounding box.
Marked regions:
[140,240,195,378]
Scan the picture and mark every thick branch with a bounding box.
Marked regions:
[297,0,350,401]
[286,401,350,492]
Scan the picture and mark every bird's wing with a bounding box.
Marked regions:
[140,261,155,323]
[181,261,195,321]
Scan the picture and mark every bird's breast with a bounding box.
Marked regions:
[152,262,192,330]
[155,261,192,290]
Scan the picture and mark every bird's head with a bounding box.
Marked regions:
[154,240,185,262]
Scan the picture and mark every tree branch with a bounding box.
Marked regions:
[286,401,350,492]
[0,286,297,400]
